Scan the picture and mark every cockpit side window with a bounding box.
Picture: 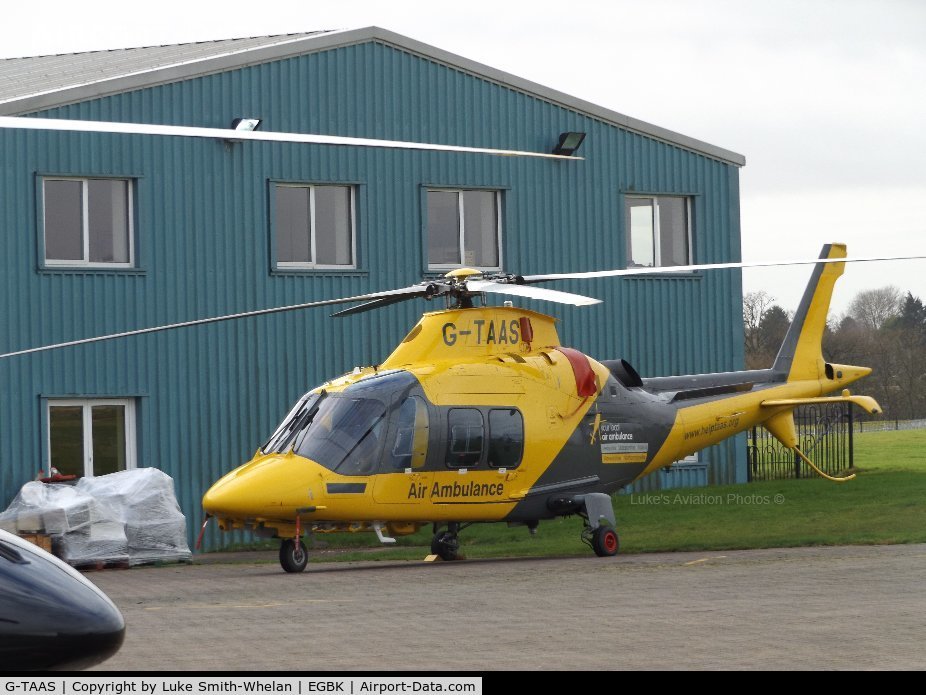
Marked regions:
[262,392,321,454]
[389,396,429,470]
[446,408,484,468]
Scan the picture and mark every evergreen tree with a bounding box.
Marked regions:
[757,305,791,358]
[895,292,926,340]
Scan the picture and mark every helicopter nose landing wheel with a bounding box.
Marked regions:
[280,538,308,573]
[431,524,461,561]
[590,526,620,557]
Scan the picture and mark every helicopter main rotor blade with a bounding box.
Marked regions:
[0,284,432,360]
[467,280,601,306]
[330,293,432,318]
[8,251,922,359]
[520,253,926,284]
[0,116,579,160]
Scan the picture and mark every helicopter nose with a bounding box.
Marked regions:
[202,454,308,519]
[202,473,264,518]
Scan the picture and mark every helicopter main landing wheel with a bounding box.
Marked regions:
[279,538,308,573]
[431,530,461,561]
[591,526,620,557]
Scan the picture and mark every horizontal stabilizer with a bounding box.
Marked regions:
[761,391,881,414]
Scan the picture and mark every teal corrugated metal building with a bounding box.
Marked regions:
[0,27,746,546]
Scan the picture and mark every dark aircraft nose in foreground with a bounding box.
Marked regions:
[0,529,125,671]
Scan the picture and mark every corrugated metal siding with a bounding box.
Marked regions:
[0,41,745,546]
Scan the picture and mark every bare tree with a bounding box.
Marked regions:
[823,315,869,364]
[823,288,926,420]
[847,286,902,331]
[743,291,776,368]
[745,285,926,418]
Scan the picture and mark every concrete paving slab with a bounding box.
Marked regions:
[86,543,926,671]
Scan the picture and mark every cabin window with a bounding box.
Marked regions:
[427,189,501,270]
[274,184,355,269]
[42,178,134,267]
[488,409,524,469]
[445,408,484,468]
[389,396,430,470]
[47,399,137,477]
[625,195,690,268]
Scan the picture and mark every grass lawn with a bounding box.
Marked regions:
[221,429,926,563]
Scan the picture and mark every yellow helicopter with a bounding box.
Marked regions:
[200,243,882,572]
[0,118,901,573]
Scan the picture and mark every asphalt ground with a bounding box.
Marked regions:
[86,543,926,671]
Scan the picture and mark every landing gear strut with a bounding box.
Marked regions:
[431,522,461,561]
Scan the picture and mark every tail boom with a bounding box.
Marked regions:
[635,243,879,481]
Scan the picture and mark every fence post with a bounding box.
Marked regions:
[848,405,854,470]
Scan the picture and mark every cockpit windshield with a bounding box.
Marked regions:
[260,372,419,475]
[292,396,386,475]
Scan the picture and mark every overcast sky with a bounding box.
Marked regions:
[2,0,924,316]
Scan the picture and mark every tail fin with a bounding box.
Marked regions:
[772,243,846,381]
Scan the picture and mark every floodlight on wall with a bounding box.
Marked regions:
[231,118,262,132]
[552,131,586,156]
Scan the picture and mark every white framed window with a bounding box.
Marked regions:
[427,189,501,270]
[47,399,137,478]
[42,177,134,267]
[274,184,355,269]
[625,195,691,268]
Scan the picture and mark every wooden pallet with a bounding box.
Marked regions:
[72,559,131,571]
[18,533,52,553]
